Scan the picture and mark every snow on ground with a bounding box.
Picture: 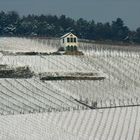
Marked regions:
[0,37,140,139]
[0,53,140,112]
[0,38,140,111]
[0,106,140,140]
[0,78,84,115]
[0,37,57,53]
[0,55,100,73]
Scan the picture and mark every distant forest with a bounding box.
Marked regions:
[0,11,140,44]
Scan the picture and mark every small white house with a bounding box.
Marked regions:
[60,32,78,51]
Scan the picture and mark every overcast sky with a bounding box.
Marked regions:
[0,0,140,30]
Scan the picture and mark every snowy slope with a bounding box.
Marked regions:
[1,48,140,112]
[0,37,140,139]
[0,78,84,115]
[0,37,57,53]
[1,55,101,73]
[0,106,140,140]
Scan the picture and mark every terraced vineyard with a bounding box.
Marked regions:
[0,37,140,139]
[1,54,140,111]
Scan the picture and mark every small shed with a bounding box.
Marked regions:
[60,32,78,51]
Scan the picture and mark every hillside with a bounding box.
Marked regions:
[0,107,140,140]
[0,37,140,139]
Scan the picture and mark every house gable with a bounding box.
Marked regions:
[60,32,78,51]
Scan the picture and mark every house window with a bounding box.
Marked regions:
[74,38,76,42]
[67,38,70,42]
[66,45,70,51]
[74,46,77,51]
[71,46,73,51]
[71,38,73,42]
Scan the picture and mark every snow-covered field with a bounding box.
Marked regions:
[0,106,140,140]
[1,54,140,110]
[0,55,99,73]
[0,37,140,139]
[0,37,58,53]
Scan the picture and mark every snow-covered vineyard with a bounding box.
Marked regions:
[0,107,140,140]
[1,54,140,110]
[0,37,140,139]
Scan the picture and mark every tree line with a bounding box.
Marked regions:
[0,11,140,44]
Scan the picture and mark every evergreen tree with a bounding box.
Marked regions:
[0,11,140,43]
